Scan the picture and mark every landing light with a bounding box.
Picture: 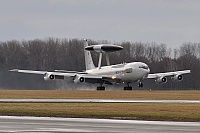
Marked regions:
[112,76,116,79]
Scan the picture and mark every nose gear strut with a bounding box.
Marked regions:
[138,82,143,88]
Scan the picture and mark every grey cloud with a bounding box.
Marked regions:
[0,0,200,48]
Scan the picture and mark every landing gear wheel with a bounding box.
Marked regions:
[124,82,132,90]
[138,82,143,88]
[97,86,105,90]
[102,86,105,90]
[124,87,127,90]
[124,86,132,90]
[97,86,100,90]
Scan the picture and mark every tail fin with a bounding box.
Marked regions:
[83,39,96,70]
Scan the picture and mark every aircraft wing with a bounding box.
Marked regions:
[9,69,120,84]
[147,70,191,79]
[9,69,76,77]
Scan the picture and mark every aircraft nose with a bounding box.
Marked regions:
[145,64,150,75]
[147,68,150,73]
[144,68,150,78]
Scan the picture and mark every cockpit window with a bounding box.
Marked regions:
[139,65,149,70]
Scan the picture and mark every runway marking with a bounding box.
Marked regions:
[0,116,199,126]
[0,116,199,133]
[0,99,199,103]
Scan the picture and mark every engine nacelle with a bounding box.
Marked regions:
[44,73,55,81]
[73,75,85,84]
[155,77,167,84]
[171,75,183,82]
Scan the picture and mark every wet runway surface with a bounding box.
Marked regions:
[0,99,199,103]
[0,116,199,133]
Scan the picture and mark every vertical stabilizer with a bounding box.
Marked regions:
[84,39,96,70]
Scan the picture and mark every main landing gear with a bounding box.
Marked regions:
[124,83,132,90]
[124,82,144,90]
[97,82,143,90]
[97,86,105,90]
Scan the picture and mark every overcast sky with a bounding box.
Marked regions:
[0,0,200,47]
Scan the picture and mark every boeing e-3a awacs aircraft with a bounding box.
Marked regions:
[10,39,191,90]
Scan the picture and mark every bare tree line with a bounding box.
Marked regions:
[0,38,199,90]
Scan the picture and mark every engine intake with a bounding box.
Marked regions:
[155,77,167,84]
[74,75,85,84]
[44,73,55,81]
[171,75,183,82]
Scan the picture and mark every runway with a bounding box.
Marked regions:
[0,116,199,133]
[0,99,199,103]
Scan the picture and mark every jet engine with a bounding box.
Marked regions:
[171,75,183,82]
[155,77,167,84]
[44,73,55,81]
[73,75,85,84]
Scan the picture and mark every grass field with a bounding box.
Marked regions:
[0,90,199,100]
[0,90,199,122]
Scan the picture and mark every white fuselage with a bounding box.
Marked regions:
[86,62,150,83]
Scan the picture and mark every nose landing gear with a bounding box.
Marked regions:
[138,82,143,88]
